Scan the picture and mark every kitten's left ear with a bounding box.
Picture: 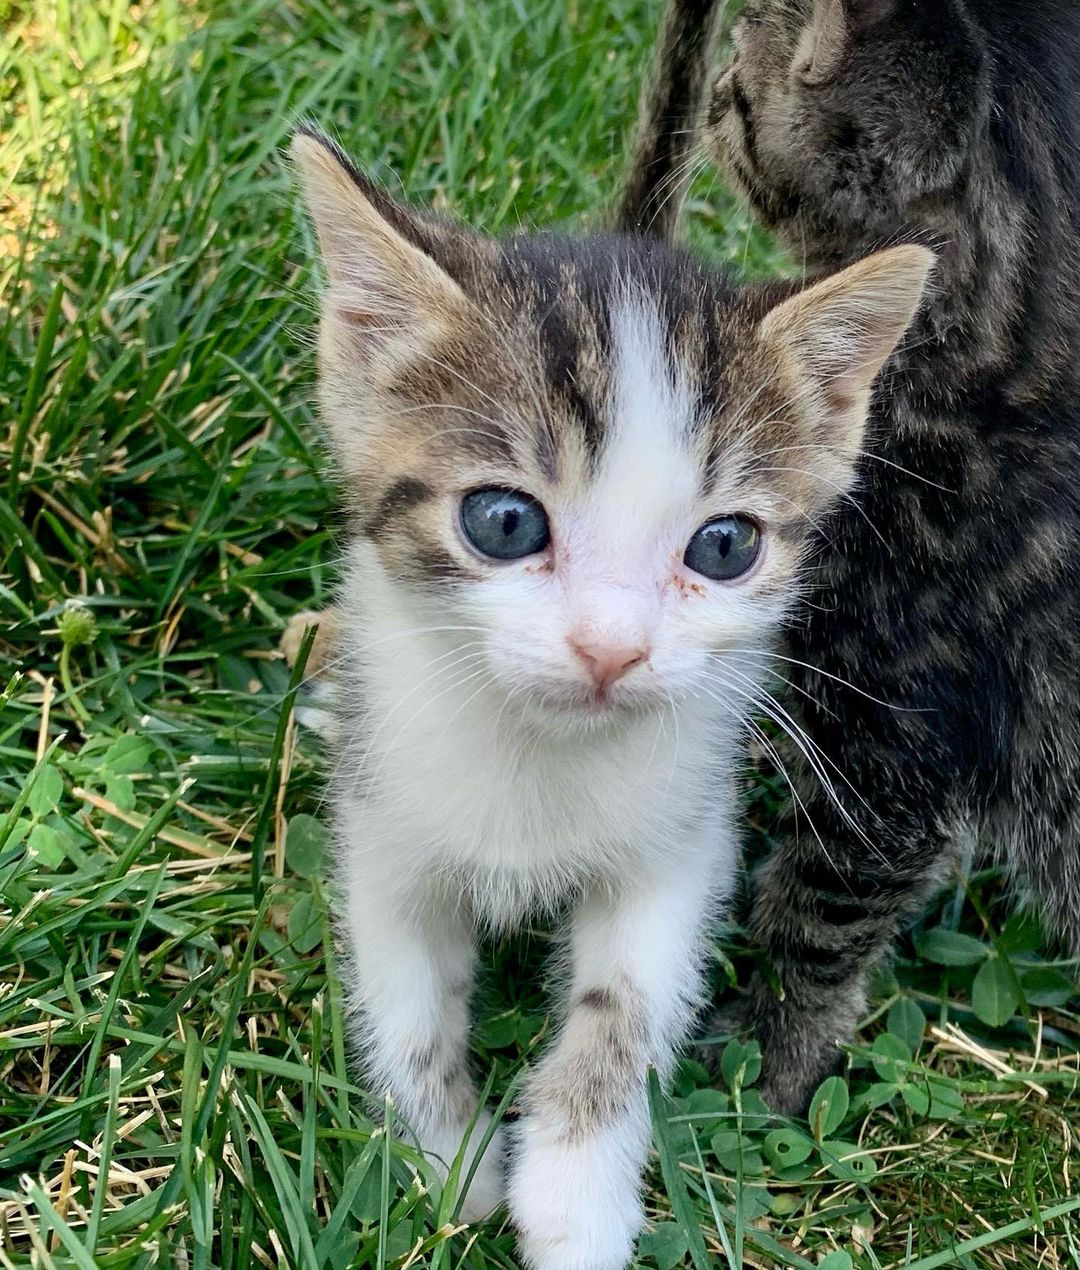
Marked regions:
[758,244,934,458]
[290,126,474,344]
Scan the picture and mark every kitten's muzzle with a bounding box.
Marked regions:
[568,639,651,694]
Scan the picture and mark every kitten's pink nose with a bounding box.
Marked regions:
[569,640,650,692]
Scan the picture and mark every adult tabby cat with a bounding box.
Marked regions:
[621,0,1080,1114]
[289,123,930,1267]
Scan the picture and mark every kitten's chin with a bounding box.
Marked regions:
[509,683,668,735]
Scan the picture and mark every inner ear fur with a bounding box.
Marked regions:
[290,128,473,342]
[757,244,935,460]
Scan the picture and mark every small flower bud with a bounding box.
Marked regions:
[58,602,97,650]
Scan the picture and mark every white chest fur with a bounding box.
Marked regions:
[329,548,744,926]
[334,623,734,924]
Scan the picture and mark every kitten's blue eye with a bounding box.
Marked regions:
[684,516,761,581]
[460,488,550,560]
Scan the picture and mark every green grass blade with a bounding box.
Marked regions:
[647,1068,711,1270]
[901,1197,1080,1269]
[9,278,63,500]
[85,1054,123,1251]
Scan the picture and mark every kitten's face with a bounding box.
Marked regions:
[293,129,930,729]
[707,0,986,256]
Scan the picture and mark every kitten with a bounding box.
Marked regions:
[289,125,930,1268]
[628,0,1080,1114]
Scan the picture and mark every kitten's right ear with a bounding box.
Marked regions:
[758,244,934,464]
[290,127,471,342]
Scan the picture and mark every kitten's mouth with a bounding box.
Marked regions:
[532,683,656,726]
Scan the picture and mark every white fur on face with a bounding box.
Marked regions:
[439,295,785,726]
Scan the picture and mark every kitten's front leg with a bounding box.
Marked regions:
[508,843,723,1270]
[343,859,503,1220]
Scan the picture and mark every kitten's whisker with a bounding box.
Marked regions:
[311,666,476,818]
[395,346,538,448]
[644,148,711,235]
[366,658,496,795]
[336,655,493,813]
[703,660,851,797]
[278,624,491,714]
[432,669,502,748]
[704,379,773,449]
[659,691,682,802]
[697,677,837,870]
[738,439,955,493]
[724,655,840,722]
[749,464,888,546]
[249,554,350,580]
[644,700,669,774]
[725,647,929,713]
[691,678,838,878]
[742,716,838,879]
[319,645,488,803]
[698,662,888,866]
[357,624,488,650]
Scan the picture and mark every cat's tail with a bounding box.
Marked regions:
[614,0,726,242]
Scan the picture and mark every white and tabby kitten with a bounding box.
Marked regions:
[290,127,930,1270]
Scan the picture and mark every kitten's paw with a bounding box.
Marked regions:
[426,1119,506,1224]
[280,608,339,678]
[456,1133,505,1223]
[508,1117,642,1270]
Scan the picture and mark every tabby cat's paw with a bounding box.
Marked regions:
[700,988,846,1118]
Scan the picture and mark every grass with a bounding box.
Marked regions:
[1,0,1077,1265]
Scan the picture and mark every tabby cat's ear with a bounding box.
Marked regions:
[798,0,896,83]
[290,127,471,343]
[757,245,934,453]
[844,0,898,29]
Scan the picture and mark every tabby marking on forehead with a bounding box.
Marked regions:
[598,295,698,546]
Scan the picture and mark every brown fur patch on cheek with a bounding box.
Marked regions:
[752,531,807,601]
[371,497,487,586]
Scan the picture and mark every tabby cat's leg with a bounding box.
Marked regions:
[989,716,1080,958]
[1022,840,1080,957]
[714,807,956,1115]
